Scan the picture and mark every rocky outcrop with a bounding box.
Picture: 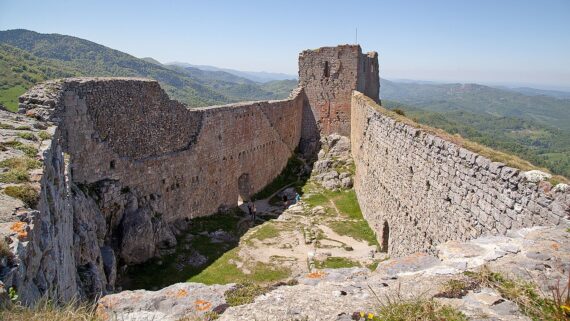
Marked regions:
[96,225,570,321]
[312,134,354,190]
[2,77,305,304]
[351,92,570,256]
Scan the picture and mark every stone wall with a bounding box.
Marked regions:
[298,45,379,154]
[4,77,303,303]
[351,92,570,256]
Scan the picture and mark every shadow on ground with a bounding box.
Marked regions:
[117,154,312,290]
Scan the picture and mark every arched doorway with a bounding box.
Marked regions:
[237,173,251,204]
[381,221,389,253]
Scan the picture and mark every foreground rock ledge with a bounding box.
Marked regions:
[96,225,569,321]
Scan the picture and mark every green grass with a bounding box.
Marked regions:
[0,157,42,183]
[3,184,39,208]
[315,256,360,269]
[248,223,281,241]
[120,210,245,290]
[38,131,51,140]
[188,248,291,285]
[15,126,31,130]
[17,132,37,141]
[224,282,270,306]
[0,123,15,129]
[332,190,362,219]
[0,85,26,112]
[329,220,378,246]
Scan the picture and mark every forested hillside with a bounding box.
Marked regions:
[0,29,297,111]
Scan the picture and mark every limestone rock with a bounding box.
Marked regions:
[96,282,235,321]
[522,170,552,183]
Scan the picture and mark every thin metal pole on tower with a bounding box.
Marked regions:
[355,28,358,44]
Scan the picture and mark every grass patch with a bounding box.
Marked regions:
[248,223,280,241]
[434,278,480,299]
[370,297,468,321]
[4,184,39,208]
[17,132,37,141]
[189,248,290,285]
[329,220,378,246]
[331,189,362,219]
[0,123,15,129]
[15,126,31,131]
[465,266,570,320]
[224,282,269,306]
[0,299,98,321]
[315,256,360,269]
[0,157,42,183]
[38,131,51,140]
[0,141,39,157]
[0,85,26,112]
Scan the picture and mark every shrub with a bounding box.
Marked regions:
[4,184,39,208]
[17,132,37,141]
[38,131,51,140]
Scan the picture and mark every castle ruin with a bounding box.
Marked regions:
[0,44,568,305]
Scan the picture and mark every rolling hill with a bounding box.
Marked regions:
[0,29,298,111]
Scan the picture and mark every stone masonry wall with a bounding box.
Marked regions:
[298,45,379,154]
[5,77,303,303]
[351,92,570,256]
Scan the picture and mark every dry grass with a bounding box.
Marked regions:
[0,299,98,321]
[367,284,467,321]
[4,184,39,208]
[356,93,569,184]
[0,157,42,183]
[465,266,570,320]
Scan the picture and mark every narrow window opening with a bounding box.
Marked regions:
[110,160,116,170]
[426,180,431,191]
[324,61,330,78]
[381,221,390,253]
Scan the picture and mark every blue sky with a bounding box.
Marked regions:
[1,0,569,89]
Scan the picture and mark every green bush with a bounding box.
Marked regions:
[17,132,37,141]
[4,184,39,208]
[38,131,51,140]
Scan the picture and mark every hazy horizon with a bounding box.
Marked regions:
[1,0,569,90]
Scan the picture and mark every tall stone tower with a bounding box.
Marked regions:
[298,45,380,154]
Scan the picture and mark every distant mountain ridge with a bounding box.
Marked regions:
[0,29,297,110]
[169,62,297,83]
[381,78,570,131]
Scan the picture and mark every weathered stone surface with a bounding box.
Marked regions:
[522,170,552,183]
[96,282,235,321]
[350,92,570,256]
[93,225,567,321]
[298,45,379,155]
